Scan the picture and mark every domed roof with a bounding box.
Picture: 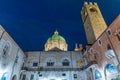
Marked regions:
[47,30,66,43]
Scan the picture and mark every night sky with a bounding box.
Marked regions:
[0,0,120,51]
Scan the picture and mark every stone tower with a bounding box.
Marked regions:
[81,2,107,44]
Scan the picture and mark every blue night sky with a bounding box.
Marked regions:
[0,0,120,51]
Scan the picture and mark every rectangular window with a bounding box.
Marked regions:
[62,73,66,76]
[39,74,42,77]
[63,63,69,66]
[33,62,38,67]
[74,74,77,78]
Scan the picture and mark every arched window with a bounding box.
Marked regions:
[2,42,10,58]
[47,60,54,66]
[105,64,118,75]
[95,70,102,80]
[62,59,69,66]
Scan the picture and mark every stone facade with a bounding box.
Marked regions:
[0,1,120,80]
[22,51,86,80]
[0,25,25,80]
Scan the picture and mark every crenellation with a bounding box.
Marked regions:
[84,2,88,5]
[81,1,107,44]
[94,2,97,6]
[89,2,93,5]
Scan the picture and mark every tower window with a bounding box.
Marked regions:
[89,7,97,13]
[33,62,38,67]
[62,59,69,66]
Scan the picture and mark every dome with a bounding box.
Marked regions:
[47,30,66,43]
[45,30,68,51]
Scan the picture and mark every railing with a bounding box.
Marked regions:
[22,61,97,71]
[22,67,84,71]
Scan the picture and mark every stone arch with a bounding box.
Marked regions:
[19,72,26,80]
[12,75,17,80]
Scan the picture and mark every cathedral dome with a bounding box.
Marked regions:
[47,31,66,43]
[45,30,68,51]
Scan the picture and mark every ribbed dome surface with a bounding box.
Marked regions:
[47,30,66,43]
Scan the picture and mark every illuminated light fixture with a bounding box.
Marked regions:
[0,72,8,80]
[105,64,118,76]
[95,70,102,79]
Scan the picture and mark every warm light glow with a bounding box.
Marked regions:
[0,68,8,79]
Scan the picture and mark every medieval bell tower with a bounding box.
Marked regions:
[81,2,107,44]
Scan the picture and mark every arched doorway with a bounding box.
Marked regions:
[0,72,8,80]
[12,75,17,80]
[105,64,118,80]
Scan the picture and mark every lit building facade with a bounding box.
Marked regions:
[81,2,120,80]
[83,15,120,80]
[0,1,120,80]
[0,25,25,80]
[21,30,86,80]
